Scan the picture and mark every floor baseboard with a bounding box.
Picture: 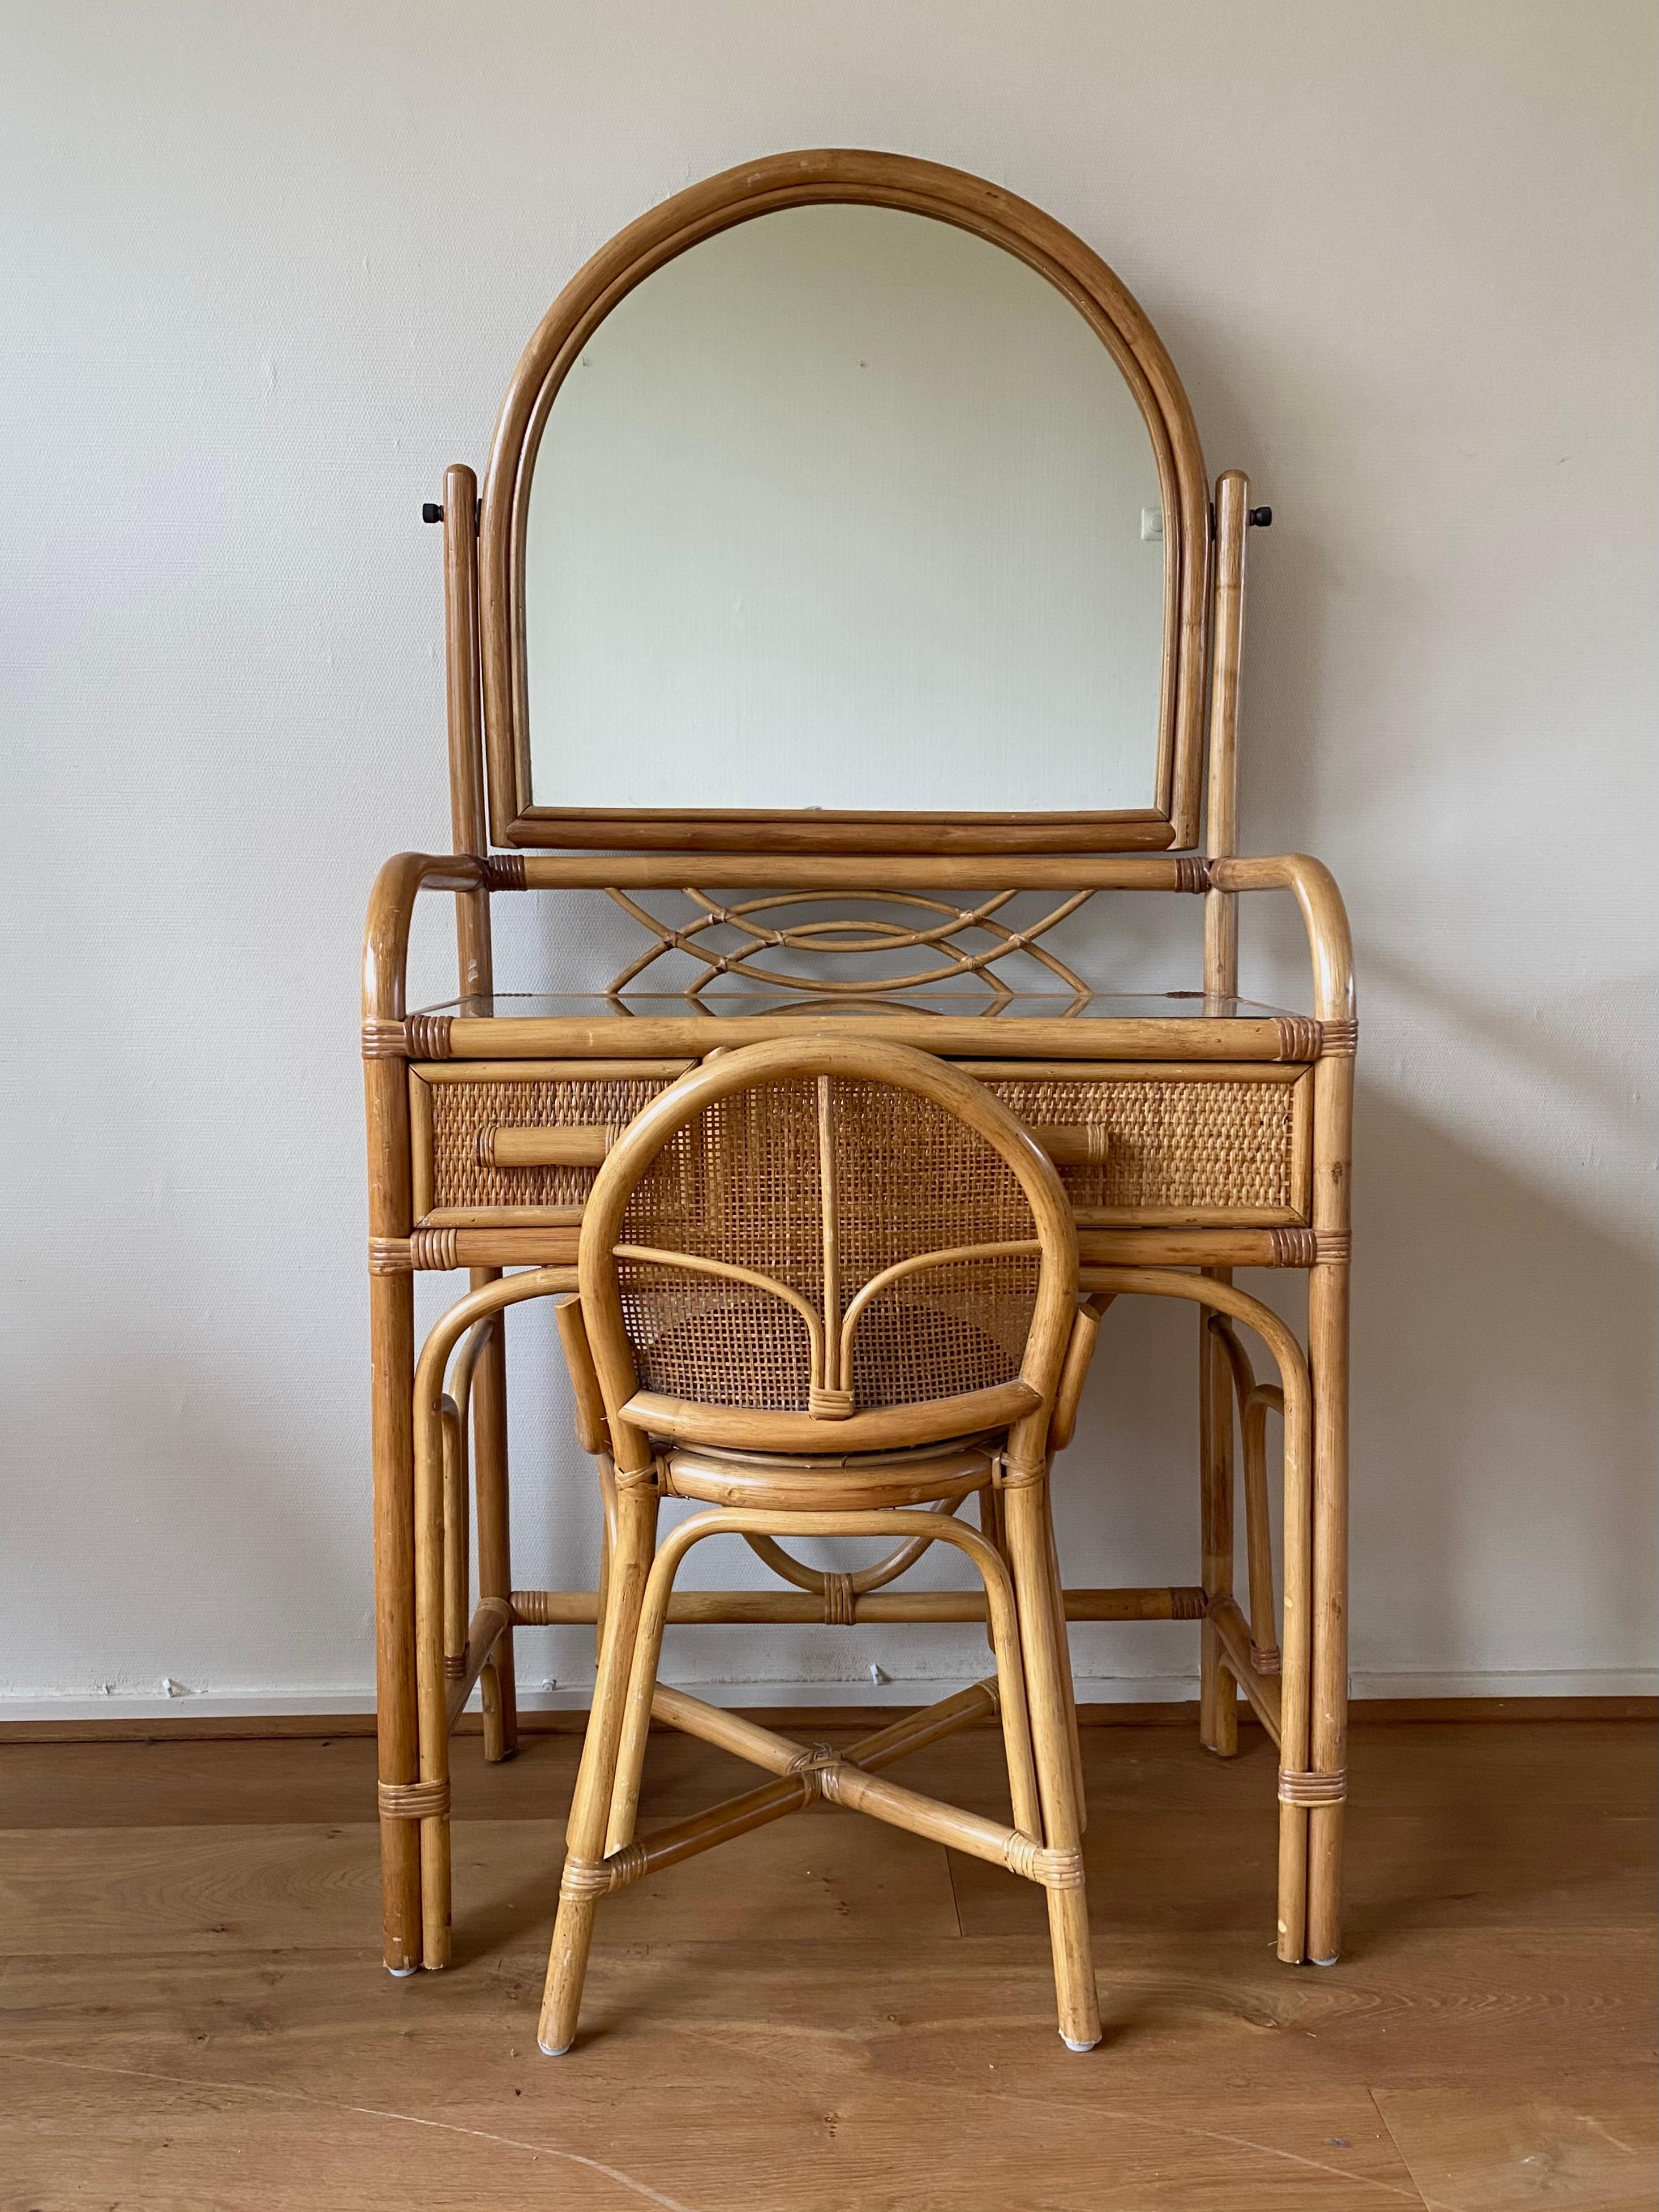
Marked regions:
[1,1687,1652,1743]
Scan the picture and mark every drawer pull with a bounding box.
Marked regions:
[1031,1123,1109,1171]
[482,1120,1097,1172]
[479,1125,614,1169]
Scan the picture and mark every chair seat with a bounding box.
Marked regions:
[661,1433,1001,1510]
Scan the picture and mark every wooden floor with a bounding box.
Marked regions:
[1,1716,1653,2210]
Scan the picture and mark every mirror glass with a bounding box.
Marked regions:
[524,204,1168,816]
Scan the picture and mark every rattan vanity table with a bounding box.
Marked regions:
[363,151,1354,1984]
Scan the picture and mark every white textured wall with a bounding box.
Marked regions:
[3,1,1653,1712]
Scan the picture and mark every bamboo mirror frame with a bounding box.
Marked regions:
[479,148,1211,855]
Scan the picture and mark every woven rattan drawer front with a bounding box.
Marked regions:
[410,1061,693,1221]
[965,1062,1313,1225]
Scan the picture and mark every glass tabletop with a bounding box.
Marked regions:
[413,988,1298,1022]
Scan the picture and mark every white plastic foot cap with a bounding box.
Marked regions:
[387,1965,419,1978]
[538,2039,573,2056]
[1311,1953,1340,1967]
[1062,2035,1099,2052]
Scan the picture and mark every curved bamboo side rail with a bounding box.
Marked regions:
[740,1494,964,1607]
[362,850,487,1030]
[1082,1266,1315,1964]
[438,1319,495,1675]
[1208,1315,1282,1673]
[1208,854,1355,1028]
[408,1266,582,1967]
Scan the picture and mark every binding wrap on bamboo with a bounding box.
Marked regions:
[559,1843,648,1899]
[362,1017,409,1059]
[368,1236,413,1275]
[820,1573,855,1623]
[378,1778,451,1819]
[1320,1018,1358,1055]
[1275,1016,1322,1062]
[409,1227,462,1270]
[485,852,527,891]
[1002,1836,1086,1888]
[405,1013,454,1060]
[786,1742,842,1782]
[1278,1768,1347,1806]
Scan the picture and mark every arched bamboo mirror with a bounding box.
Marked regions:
[480,151,1209,852]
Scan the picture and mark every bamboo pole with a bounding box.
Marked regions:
[619,1684,1002,1886]
[1207,1595,1282,1740]
[517,853,1204,892]
[447,1012,1294,1065]
[470,1291,516,1762]
[1306,1041,1354,1964]
[1004,1474,1100,2050]
[538,1480,659,2056]
[1197,475,1250,1763]
[1198,1288,1238,1757]
[441,462,491,1000]
[1077,1266,1312,1963]
[602,1507,1045,1864]
[444,1598,513,1733]
[508,1583,1208,1625]
[1203,470,1249,1000]
[439,1398,466,1672]
[364,1014,421,1973]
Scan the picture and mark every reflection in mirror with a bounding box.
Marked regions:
[525,204,1168,816]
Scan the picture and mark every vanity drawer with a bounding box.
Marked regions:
[410,1061,695,1221]
[410,1054,1311,1233]
[962,1062,1313,1225]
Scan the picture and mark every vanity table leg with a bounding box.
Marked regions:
[1199,1280,1239,1756]
[370,1266,422,1973]
[1306,1256,1350,1964]
[470,1271,518,1761]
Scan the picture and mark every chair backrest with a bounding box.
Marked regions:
[577,1037,1078,1468]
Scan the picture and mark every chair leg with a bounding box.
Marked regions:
[1004,1475,1101,2052]
[1043,1502,1087,1832]
[538,1478,659,2055]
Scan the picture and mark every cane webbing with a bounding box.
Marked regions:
[984,1075,1297,1212]
[615,1077,1039,1414]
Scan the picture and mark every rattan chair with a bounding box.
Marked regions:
[538,1035,1103,2055]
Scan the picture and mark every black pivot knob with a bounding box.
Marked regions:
[1248,505,1272,528]
[421,501,443,525]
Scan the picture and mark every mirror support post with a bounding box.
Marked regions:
[441,462,492,996]
[440,461,518,1770]
[1203,468,1249,1000]
[1199,469,1250,1755]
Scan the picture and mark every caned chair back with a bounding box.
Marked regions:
[577,1038,1079,1467]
